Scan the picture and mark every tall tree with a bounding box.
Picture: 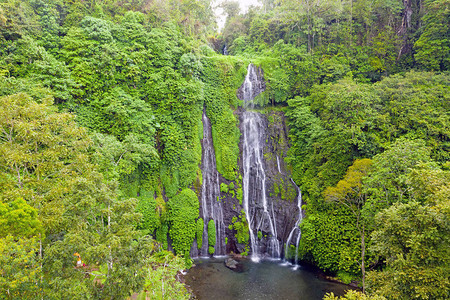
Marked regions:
[414,0,450,71]
[280,0,340,51]
[0,92,158,298]
[324,158,372,293]
[368,200,450,299]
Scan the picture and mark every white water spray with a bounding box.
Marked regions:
[199,112,225,256]
[276,156,282,173]
[241,64,280,261]
[284,179,303,267]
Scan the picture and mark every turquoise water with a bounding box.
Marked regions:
[185,258,351,300]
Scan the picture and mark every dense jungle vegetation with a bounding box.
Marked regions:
[0,0,448,299]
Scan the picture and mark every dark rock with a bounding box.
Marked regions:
[192,65,302,261]
[236,243,246,254]
[225,258,238,269]
[224,257,245,272]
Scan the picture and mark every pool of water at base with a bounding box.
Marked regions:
[184,258,352,300]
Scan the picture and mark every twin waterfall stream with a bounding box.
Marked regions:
[197,64,303,266]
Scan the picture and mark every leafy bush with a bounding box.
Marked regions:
[207,219,216,247]
[168,189,199,265]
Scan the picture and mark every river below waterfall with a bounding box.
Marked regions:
[185,258,351,300]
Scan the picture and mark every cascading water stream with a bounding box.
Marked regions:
[276,156,282,173]
[199,112,225,256]
[241,64,280,262]
[284,179,303,268]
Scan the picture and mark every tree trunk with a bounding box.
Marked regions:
[361,223,366,293]
[307,14,312,52]
[350,0,353,47]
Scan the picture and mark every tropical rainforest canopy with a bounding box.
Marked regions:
[0,0,448,299]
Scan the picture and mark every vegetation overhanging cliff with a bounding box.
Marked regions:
[0,0,449,299]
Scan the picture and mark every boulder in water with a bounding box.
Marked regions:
[225,257,238,269]
[224,257,245,272]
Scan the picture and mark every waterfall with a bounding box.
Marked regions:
[199,112,225,256]
[241,64,280,262]
[241,64,265,102]
[223,44,229,55]
[276,156,282,173]
[284,179,303,267]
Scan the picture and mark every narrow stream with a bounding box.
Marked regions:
[185,258,351,300]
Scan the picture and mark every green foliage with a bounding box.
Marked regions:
[207,219,216,247]
[0,198,42,238]
[156,223,169,250]
[414,0,450,71]
[291,72,449,286]
[364,138,433,207]
[201,57,244,180]
[272,182,280,197]
[0,236,41,299]
[1,1,450,298]
[230,213,250,245]
[287,79,379,200]
[373,72,450,163]
[1,36,78,103]
[236,187,243,205]
[298,206,361,275]
[336,271,354,285]
[324,159,372,205]
[0,93,91,233]
[288,72,449,202]
[324,290,386,300]
[368,201,450,299]
[168,189,199,264]
[136,196,159,234]
[91,132,158,182]
[196,218,204,249]
[0,91,169,298]
[0,0,40,41]
[285,244,297,260]
[140,250,190,300]
[220,182,230,193]
[408,163,450,206]
[58,12,203,200]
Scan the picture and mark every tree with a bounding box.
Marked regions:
[0,235,41,298]
[324,290,386,300]
[280,0,340,51]
[366,162,450,299]
[407,162,450,207]
[168,189,199,266]
[0,92,158,298]
[324,158,372,292]
[0,197,43,298]
[0,0,40,41]
[414,0,450,71]
[364,138,432,206]
[0,198,42,238]
[139,250,190,300]
[220,0,241,23]
[0,93,92,233]
[368,201,450,299]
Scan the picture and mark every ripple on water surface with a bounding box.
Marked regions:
[185,258,351,300]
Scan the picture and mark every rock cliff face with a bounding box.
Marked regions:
[195,64,301,260]
[195,112,225,257]
[237,109,299,260]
